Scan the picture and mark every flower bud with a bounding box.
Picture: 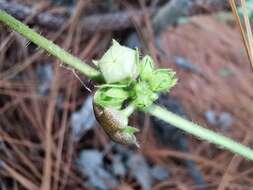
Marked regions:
[97,40,139,83]
[139,55,154,81]
[148,69,177,92]
[133,81,158,109]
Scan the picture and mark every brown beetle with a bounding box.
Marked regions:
[93,102,139,147]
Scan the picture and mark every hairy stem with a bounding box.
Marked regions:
[1,10,253,160]
[0,11,101,80]
[148,105,253,160]
[121,103,136,118]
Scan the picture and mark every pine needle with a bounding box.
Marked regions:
[229,0,253,69]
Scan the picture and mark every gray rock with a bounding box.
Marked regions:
[71,95,97,141]
[77,150,117,190]
[0,160,4,168]
[204,110,217,126]
[36,64,53,95]
[112,155,126,177]
[218,112,233,130]
[205,110,233,130]
[150,165,170,181]
[175,56,202,74]
[127,154,152,190]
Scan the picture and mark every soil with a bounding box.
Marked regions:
[1,4,253,188]
[160,15,253,189]
[162,15,253,137]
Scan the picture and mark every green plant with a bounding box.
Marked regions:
[1,11,253,160]
[93,41,176,146]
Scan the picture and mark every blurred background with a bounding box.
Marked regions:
[0,0,253,189]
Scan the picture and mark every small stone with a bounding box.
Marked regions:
[36,64,53,95]
[112,155,126,177]
[77,150,117,190]
[150,165,170,181]
[127,154,152,190]
[70,95,97,141]
[204,110,217,126]
[175,56,202,73]
[218,112,233,130]
[0,160,4,168]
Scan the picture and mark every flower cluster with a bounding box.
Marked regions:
[94,39,177,110]
[93,40,177,146]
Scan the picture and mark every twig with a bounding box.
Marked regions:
[0,1,154,32]
[0,10,101,80]
[2,162,40,190]
[241,0,253,69]
[229,0,252,65]
[218,134,251,190]
[153,0,230,33]
[191,0,230,13]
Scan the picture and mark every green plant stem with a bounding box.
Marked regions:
[0,11,101,80]
[1,11,253,160]
[121,103,136,117]
[148,105,253,160]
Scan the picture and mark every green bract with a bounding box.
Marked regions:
[133,81,158,109]
[139,55,154,81]
[121,126,140,134]
[94,87,129,109]
[96,39,139,83]
[148,69,177,92]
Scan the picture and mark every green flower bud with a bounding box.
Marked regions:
[94,87,129,109]
[148,69,177,92]
[97,39,139,83]
[133,81,158,109]
[139,55,155,81]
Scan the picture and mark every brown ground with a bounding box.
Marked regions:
[159,15,253,189]
[1,3,253,189]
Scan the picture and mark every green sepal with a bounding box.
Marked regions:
[133,81,158,109]
[96,83,129,88]
[103,88,128,99]
[121,126,140,134]
[94,87,129,109]
[148,69,177,92]
[139,55,155,81]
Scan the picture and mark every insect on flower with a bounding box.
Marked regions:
[93,102,140,148]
